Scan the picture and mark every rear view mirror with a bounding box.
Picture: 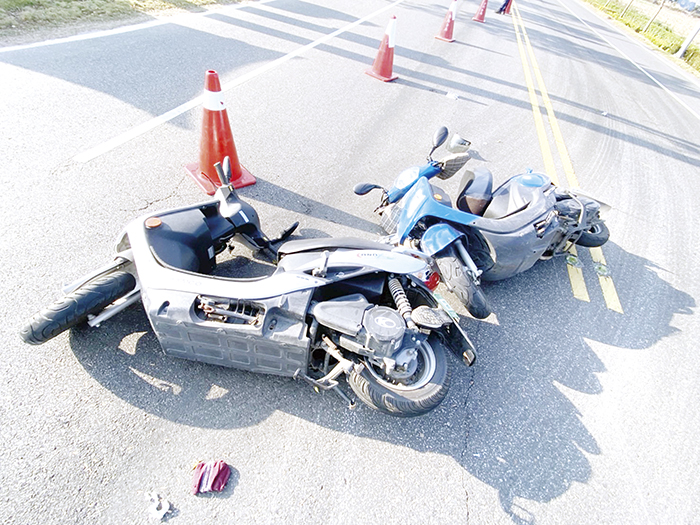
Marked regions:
[429,126,449,159]
[433,126,449,149]
[353,182,383,195]
[447,134,471,153]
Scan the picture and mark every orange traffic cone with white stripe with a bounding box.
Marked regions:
[366,16,398,82]
[436,0,458,42]
[185,69,255,194]
[473,0,488,22]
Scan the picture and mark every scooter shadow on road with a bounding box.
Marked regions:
[241,177,381,234]
[67,240,692,523]
[454,239,694,521]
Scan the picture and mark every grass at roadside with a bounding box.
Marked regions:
[582,0,700,73]
[0,0,241,33]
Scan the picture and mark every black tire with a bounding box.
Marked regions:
[575,222,610,247]
[348,341,449,417]
[20,271,136,345]
[435,245,491,319]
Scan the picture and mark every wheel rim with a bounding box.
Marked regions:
[587,223,602,234]
[364,342,437,391]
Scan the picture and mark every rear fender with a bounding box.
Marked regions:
[403,277,476,366]
[570,188,611,215]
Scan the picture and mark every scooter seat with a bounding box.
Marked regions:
[278,237,393,256]
[456,167,493,216]
[483,173,549,219]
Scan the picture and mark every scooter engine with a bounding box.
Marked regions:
[359,306,405,356]
[312,294,406,358]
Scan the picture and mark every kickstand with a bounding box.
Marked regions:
[330,385,356,410]
[293,336,359,410]
[293,372,357,411]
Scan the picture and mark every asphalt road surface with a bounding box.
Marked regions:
[1,0,699,523]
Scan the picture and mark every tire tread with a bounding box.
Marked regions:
[20,271,136,345]
[348,342,450,417]
[435,246,490,319]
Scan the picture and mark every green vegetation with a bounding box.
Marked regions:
[0,0,241,32]
[583,0,700,72]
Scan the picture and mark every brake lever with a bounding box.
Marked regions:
[373,191,390,213]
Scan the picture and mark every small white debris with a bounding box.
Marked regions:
[146,493,171,521]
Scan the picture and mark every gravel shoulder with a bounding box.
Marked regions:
[0,1,244,47]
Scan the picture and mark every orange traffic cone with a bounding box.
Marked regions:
[436,0,458,42]
[185,70,255,194]
[366,16,398,82]
[473,0,488,22]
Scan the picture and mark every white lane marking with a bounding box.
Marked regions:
[72,0,407,163]
[554,0,700,121]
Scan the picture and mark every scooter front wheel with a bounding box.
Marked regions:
[348,341,449,417]
[20,271,136,345]
[435,245,491,319]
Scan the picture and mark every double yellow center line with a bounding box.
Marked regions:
[511,4,623,314]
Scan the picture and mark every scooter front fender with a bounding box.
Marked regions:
[421,223,465,256]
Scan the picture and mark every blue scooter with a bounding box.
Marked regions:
[354,127,610,319]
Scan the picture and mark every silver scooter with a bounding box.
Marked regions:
[20,158,475,417]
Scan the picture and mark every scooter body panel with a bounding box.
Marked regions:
[396,177,479,244]
[477,217,561,280]
[142,286,313,377]
[387,163,442,203]
[395,174,565,281]
[126,202,436,377]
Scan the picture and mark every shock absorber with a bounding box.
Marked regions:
[388,277,417,330]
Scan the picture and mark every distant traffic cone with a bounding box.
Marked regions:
[185,70,255,194]
[473,0,488,22]
[436,0,458,42]
[366,16,398,82]
[504,0,513,15]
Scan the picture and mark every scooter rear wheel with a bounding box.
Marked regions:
[435,245,491,319]
[20,271,136,345]
[348,341,449,417]
[575,222,610,247]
